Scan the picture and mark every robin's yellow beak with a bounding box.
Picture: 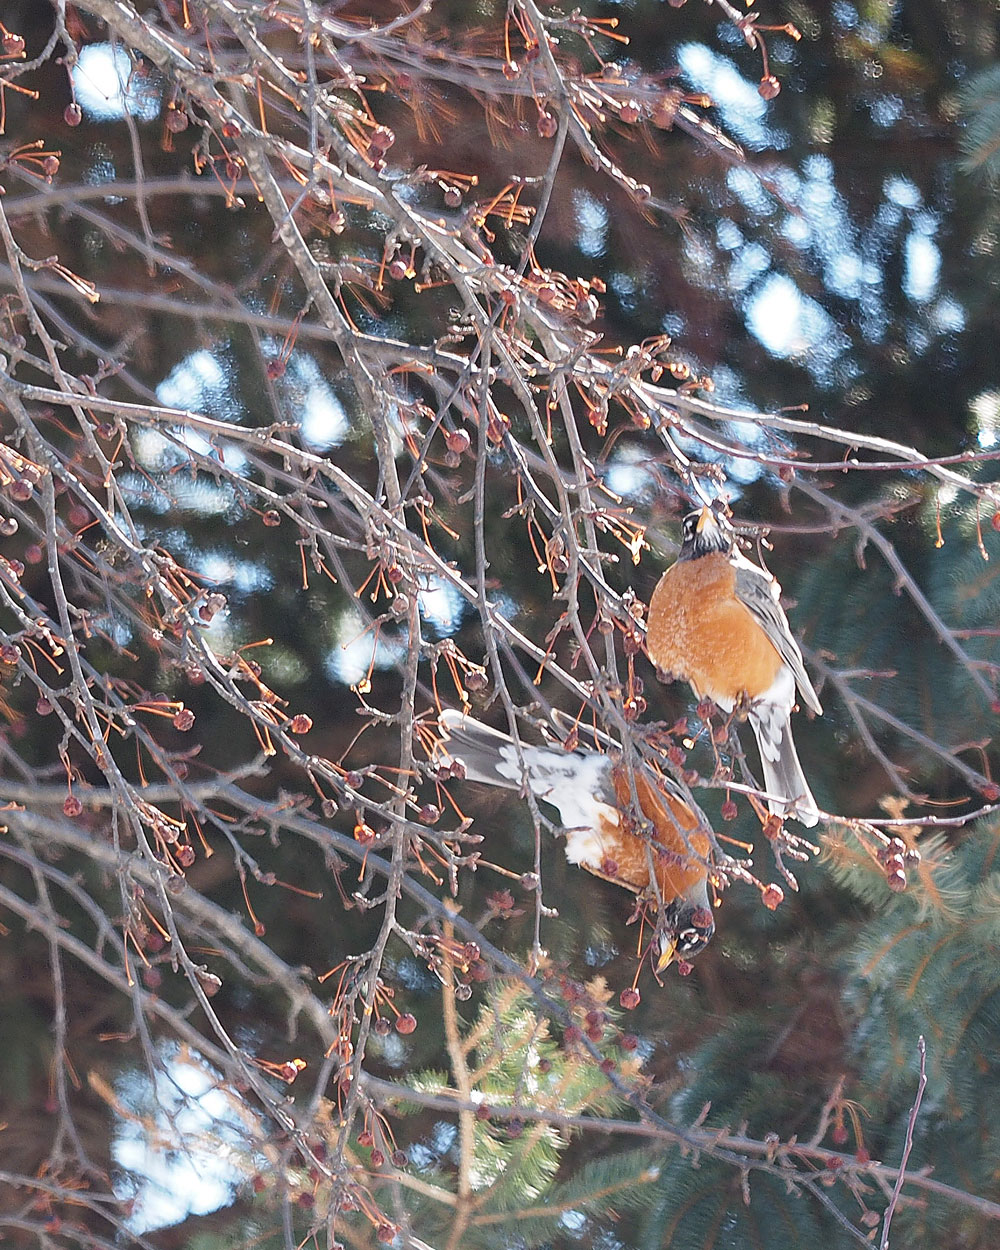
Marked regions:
[695,507,713,534]
[655,937,678,975]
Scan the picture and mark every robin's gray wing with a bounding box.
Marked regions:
[733,563,823,715]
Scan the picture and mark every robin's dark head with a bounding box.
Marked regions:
[678,507,733,561]
[655,900,715,973]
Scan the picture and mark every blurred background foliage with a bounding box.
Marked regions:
[1,1,1000,1248]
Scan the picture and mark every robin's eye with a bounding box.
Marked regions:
[678,927,700,948]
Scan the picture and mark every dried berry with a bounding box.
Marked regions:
[391,1150,407,1167]
[488,889,514,912]
[173,708,195,732]
[63,794,82,818]
[887,869,907,892]
[619,987,640,1010]
[2,32,26,56]
[195,967,222,996]
[619,100,640,124]
[761,884,784,910]
[375,1224,397,1244]
[63,103,83,126]
[289,714,312,734]
[758,75,781,100]
[369,1149,385,1168]
[395,1012,417,1035]
[537,110,557,138]
[369,126,394,154]
[354,821,376,845]
[166,108,189,133]
[262,509,280,526]
[721,798,739,821]
[465,667,488,691]
[374,1016,392,1037]
[445,428,471,455]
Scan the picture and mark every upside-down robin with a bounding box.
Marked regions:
[438,709,715,968]
[646,507,823,827]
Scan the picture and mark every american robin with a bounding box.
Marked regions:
[646,506,823,827]
[438,709,715,969]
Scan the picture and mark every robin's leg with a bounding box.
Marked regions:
[732,690,753,722]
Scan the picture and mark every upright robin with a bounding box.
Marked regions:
[438,709,715,969]
[646,507,823,827]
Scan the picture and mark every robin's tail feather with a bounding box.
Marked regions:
[749,708,819,828]
[438,709,533,790]
[438,709,614,830]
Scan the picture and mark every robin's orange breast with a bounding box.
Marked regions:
[578,766,710,901]
[647,552,783,705]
